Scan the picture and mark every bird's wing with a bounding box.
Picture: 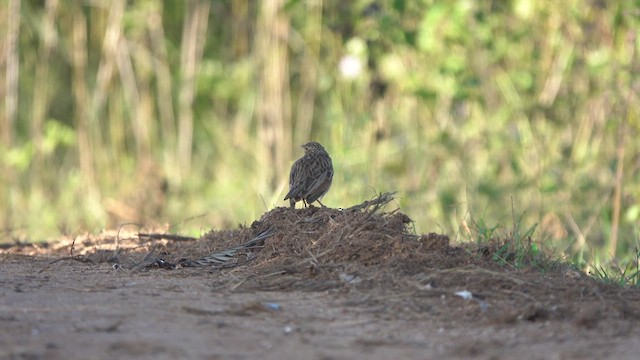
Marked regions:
[284,158,305,200]
[302,157,333,203]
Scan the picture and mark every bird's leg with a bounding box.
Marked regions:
[316,200,327,208]
[303,199,308,208]
[289,199,296,208]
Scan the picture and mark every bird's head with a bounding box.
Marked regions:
[301,141,326,153]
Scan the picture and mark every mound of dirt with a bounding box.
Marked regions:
[245,200,449,270]
[3,193,640,360]
[152,192,471,289]
[4,193,639,323]
[5,194,640,359]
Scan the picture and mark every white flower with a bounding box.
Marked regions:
[339,55,363,80]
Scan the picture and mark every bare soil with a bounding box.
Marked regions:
[2,196,640,359]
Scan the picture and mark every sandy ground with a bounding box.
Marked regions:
[2,202,640,359]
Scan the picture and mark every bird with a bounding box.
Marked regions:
[284,141,334,208]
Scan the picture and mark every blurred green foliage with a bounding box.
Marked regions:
[0,0,638,271]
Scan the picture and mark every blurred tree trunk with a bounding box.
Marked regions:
[116,31,151,165]
[71,4,96,192]
[1,0,19,148]
[609,30,637,258]
[148,5,176,170]
[256,0,291,191]
[31,0,58,185]
[294,0,322,147]
[177,0,210,176]
[231,0,249,58]
[0,0,20,235]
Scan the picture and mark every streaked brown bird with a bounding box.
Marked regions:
[284,141,334,208]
